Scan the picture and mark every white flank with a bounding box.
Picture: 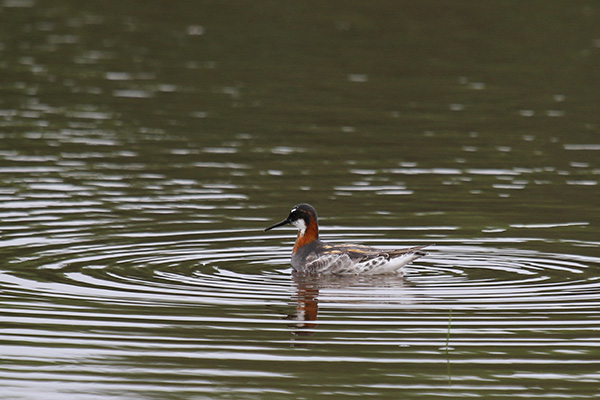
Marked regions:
[305,251,424,275]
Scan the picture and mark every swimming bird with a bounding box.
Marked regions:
[264,203,427,275]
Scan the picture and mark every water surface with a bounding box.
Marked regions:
[1,1,599,399]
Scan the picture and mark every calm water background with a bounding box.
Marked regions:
[1,1,599,399]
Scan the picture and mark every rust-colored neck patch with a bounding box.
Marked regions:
[292,216,318,254]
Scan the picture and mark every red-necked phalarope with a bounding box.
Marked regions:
[264,203,428,275]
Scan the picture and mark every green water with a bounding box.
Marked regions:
[1,1,599,399]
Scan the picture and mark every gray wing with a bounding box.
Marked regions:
[305,246,427,275]
[304,253,356,274]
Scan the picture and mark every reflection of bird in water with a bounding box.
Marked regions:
[286,275,319,336]
[265,203,428,275]
[286,273,411,338]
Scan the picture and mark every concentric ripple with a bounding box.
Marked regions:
[1,228,599,399]
[1,225,600,399]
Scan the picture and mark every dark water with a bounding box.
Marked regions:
[1,1,599,399]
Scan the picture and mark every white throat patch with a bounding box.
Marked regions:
[292,218,306,236]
